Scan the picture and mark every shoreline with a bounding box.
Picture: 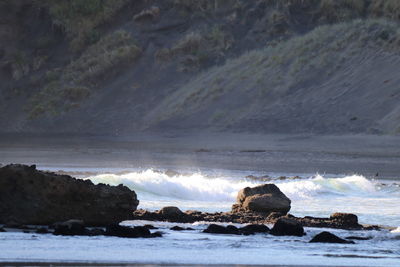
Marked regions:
[0,261,371,267]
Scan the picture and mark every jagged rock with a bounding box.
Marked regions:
[310,231,355,244]
[0,164,139,226]
[233,184,291,214]
[105,224,159,238]
[203,224,240,235]
[270,217,304,236]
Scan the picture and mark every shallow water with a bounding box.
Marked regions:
[1,168,400,266]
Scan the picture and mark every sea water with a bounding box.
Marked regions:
[0,169,399,266]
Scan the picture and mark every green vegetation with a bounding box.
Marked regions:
[29,30,141,118]
[37,0,129,51]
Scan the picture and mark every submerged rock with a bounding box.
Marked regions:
[170,226,185,231]
[105,224,160,238]
[240,224,270,235]
[270,217,305,236]
[233,184,291,214]
[310,231,355,244]
[0,164,139,226]
[203,224,240,235]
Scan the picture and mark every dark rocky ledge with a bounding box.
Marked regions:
[0,164,139,226]
[132,207,380,231]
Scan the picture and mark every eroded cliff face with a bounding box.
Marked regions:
[1,0,400,135]
[0,164,139,226]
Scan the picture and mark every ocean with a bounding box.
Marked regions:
[1,168,399,266]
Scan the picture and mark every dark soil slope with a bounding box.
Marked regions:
[1,0,400,135]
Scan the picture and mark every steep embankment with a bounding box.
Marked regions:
[147,20,400,134]
[1,0,400,135]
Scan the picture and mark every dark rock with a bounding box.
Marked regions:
[53,220,87,236]
[171,226,185,231]
[203,224,240,235]
[233,184,291,214]
[345,236,372,241]
[35,227,49,234]
[158,206,184,218]
[87,228,105,236]
[240,224,270,235]
[0,227,5,232]
[105,224,157,238]
[330,213,360,228]
[144,224,158,229]
[151,231,163,237]
[270,218,304,236]
[310,231,355,244]
[0,164,139,226]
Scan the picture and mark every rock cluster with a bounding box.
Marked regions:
[0,164,139,226]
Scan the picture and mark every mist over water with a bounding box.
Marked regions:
[86,170,400,227]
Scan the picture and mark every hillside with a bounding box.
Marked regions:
[1,0,400,135]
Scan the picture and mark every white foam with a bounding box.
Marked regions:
[86,169,258,202]
[86,171,380,202]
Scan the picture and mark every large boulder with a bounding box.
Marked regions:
[233,184,291,214]
[0,164,139,226]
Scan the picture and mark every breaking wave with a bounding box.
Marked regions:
[85,170,390,202]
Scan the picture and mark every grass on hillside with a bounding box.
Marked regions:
[149,19,400,125]
[29,30,141,118]
[155,27,234,71]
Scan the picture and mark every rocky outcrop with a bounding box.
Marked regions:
[310,231,355,244]
[132,207,379,231]
[232,184,291,214]
[0,164,139,226]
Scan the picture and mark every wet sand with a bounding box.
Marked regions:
[0,132,399,179]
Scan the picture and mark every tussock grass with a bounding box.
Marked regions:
[64,30,141,84]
